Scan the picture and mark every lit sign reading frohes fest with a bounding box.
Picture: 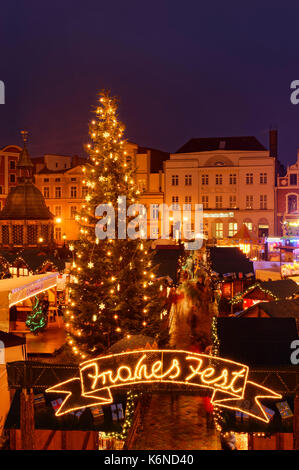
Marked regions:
[46,349,282,423]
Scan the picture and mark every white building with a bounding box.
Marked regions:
[164,136,276,241]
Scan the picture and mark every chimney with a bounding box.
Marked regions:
[269,128,278,158]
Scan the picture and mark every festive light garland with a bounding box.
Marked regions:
[230,282,280,306]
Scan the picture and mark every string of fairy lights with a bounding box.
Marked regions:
[64,92,163,359]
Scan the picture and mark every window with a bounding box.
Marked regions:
[244,222,253,231]
[229,195,237,208]
[70,186,77,198]
[70,206,77,219]
[171,175,179,186]
[55,187,61,198]
[246,173,253,184]
[228,222,238,237]
[215,222,223,239]
[55,227,62,241]
[27,225,37,245]
[171,196,179,209]
[202,174,209,185]
[184,196,192,211]
[82,186,88,198]
[55,206,61,217]
[216,195,222,208]
[151,204,159,220]
[55,177,61,182]
[202,195,208,209]
[229,174,237,185]
[71,177,77,182]
[0,186,2,195]
[9,160,16,170]
[43,178,49,182]
[216,174,222,185]
[290,174,297,186]
[260,195,267,209]
[260,173,267,184]
[10,174,15,183]
[185,175,192,186]
[246,195,253,209]
[288,195,297,213]
[43,187,50,198]
[2,226,9,244]
[41,225,49,242]
[12,225,23,245]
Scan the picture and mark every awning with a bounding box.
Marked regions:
[0,273,58,332]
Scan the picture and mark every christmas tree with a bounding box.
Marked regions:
[66,91,165,359]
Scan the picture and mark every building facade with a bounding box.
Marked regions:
[0,145,22,211]
[34,143,167,243]
[164,136,276,242]
[276,150,299,237]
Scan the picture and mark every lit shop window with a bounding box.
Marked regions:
[228,222,238,237]
[215,222,223,238]
[244,222,253,231]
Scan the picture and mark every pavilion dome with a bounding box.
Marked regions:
[0,182,53,220]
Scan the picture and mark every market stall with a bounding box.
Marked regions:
[0,273,58,333]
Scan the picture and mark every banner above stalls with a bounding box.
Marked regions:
[46,349,281,422]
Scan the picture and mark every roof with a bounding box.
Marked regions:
[0,249,65,273]
[0,182,53,220]
[0,272,57,308]
[176,136,266,153]
[232,224,258,242]
[0,331,26,348]
[258,279,299,299]
[208,247,254,275]
[137,145,169,173]
[217,317,299,366]
[238,299,299,318]
[108,335,157,354]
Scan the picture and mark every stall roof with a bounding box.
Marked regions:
[0,331,26,348]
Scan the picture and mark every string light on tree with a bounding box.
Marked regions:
[66,90,165,358]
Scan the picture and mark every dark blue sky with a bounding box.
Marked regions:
[1,1,299,166]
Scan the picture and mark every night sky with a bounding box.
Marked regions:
[1,1,299,166]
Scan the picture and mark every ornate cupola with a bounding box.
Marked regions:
[0,132,54,248]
